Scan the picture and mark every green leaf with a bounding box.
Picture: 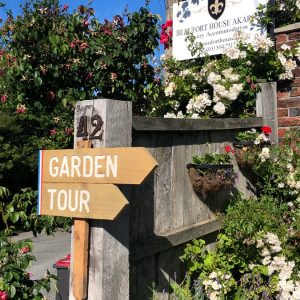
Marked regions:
[17,93,25,101]
[6,204,14,213]
[10,212,19,223]
[34,101,43,110]
[34,77,42,86]
[4,271,13,282]
[62,98,68,107]
[0,186,9,198]
[9,285,16,298]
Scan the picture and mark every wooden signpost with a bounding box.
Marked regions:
[37,99,158,300]
[39,147,158,184]
[38,183,129,220]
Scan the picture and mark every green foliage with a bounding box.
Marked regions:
[192,153,231,165]
[0,235,56,299]
[172,130,300,299]
[253,1,300,29]
[0,187,63,299]
[235,129,259,142]
[0,0,160,116]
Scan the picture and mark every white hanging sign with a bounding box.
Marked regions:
[173,0,268,60]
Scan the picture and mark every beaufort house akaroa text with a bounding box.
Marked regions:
[173,0,267,59]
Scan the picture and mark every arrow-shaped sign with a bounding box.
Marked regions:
[39,147,158,185]
[38,183,128,220]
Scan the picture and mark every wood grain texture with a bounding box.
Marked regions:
[85,99,132,300]
[256,82,278,143]
[40,182,128,220]
[130,122,262,299]
[70,99,133,300]
[40,147,158,185]
[130,219,220,262]
[132,117,264,131]
[72,140,91,300]
[73,219,89,300]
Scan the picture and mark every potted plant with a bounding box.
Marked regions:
[233,126,272,167]
[186,147,236,196]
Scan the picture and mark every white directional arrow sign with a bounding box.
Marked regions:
[38,183,129,220]
[39,147,158,185]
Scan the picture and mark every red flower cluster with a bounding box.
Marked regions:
[65,127,74,135]
[261,126,272,135]
[246,76,257,91]
[224,146,235,154]
[20,246,30,254]
[160,19,173,49]
[1,95,7,103]
[69,39,89,51]
[0,291,8,300]
[50,129,57,135]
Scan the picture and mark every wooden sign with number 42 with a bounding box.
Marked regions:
[77,115,104,140]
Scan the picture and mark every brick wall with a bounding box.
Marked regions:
[275,23,300,138]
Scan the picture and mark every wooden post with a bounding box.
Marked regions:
[72,140,91,300]
[256,82,278,143]
[70,99,132,300]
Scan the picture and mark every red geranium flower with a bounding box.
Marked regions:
[261,126,272,134]
[82,19,89,26]
[63,4,69,10]
[20,246,30,254]
[224,145,235,154]
[165,19,173,27]
[0,291,8,300]
[160,32,169,44]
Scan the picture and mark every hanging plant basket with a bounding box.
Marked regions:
[186,163,235,196]
[233,141,256,167]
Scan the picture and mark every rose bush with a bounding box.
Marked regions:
[155,31,300,119]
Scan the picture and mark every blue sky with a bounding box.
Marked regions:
[0,0,166,23]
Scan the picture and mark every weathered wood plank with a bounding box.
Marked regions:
[71,136,91,300]
[154,245,184,299]
[183,132,210,227]
[168,132,187,232]
[131,131,158,242]
[133,117,264,131]
[153,132,174,234]
[136,255,156,300]
[130,219,220,262]
[88,99,132,300]
[73,219,89,300]
[256,82,278,143]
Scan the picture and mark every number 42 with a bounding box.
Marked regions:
[76,115,103,140]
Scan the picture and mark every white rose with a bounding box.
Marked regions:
[213,102,226,115]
